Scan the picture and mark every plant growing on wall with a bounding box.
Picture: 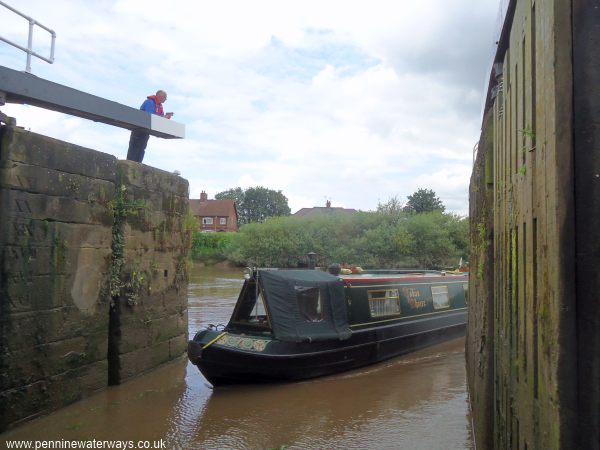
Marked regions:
[107,182,148,307]
[518,126,536,153]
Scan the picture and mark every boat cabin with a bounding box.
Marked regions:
[228,269,351,342]
[339,270,468,329]
[226,269,466,342]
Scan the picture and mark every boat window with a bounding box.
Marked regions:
[431,285,450,309]
[295,285,323,322]
[231,281,270,328]
[368,289,400,317]
[253,291,267,317]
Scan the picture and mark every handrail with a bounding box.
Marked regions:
[0,0,56,73]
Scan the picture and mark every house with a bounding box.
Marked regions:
[293,200,358,218]
[189,191,238,232]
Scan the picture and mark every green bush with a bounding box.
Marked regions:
[222,209,468,269]
[191,200,469,269]
[191,232,235,263]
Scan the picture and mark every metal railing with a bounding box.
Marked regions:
[0,0,56,73]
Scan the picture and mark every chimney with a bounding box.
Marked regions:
[200,191,208,202]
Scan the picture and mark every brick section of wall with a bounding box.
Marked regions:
[0,126,190,431]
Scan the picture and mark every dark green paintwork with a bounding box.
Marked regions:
[340,273,468,329]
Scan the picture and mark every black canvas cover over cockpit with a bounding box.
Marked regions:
[258,270,352,343]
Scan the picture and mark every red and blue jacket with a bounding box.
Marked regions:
[140,95,164,116]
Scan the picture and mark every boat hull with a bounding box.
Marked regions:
[188,309,466,386]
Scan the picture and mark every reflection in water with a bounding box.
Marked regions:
[1,266,473,450]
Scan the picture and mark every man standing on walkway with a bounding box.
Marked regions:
[127,90,173,162]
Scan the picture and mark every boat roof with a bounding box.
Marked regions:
[258,269,339,282]
[255,268,467,282]
[339,270,468,282]
[257,269,351,343]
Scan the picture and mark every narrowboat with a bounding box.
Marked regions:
[188,268,468,386]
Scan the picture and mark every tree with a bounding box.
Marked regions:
[376,196,406,224]
[221,206,468,269]
[214,187,244,209]
[215,186,291,225]
[402,211,456,268]
[404,188,445,214]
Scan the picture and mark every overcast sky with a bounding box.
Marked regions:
[0,0,501,215]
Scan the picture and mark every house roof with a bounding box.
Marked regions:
[189,199,236,217]
[293,207,358,217]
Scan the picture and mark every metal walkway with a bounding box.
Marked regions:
[0,1,184,138]
[0,65,185,138]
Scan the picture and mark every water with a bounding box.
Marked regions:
[1,265,473,449]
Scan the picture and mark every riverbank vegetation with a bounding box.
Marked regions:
[215,186,291,226]
[191,232,235,264]
[191,195,468,269]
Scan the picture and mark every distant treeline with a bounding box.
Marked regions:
[191,208,468,270]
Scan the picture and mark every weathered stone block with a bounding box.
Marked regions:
[118,340,171,381]
[77,360,109,393]
[2,274,71,313]
[123,227,186,252]
[169,334,188,358]
[1,245,110,314]
[69,247,112,314]
[124,210,188,237]
[0,219,112,251]
[1,336,107,390]
[115,323,151,355]
[0,127,117,181]
[2,245,71,278]
[0,189,112,226]
[44,360,108,408]
[121,191,189,221]
[0,160,115,206]
[128,288,187,317]
[149,313,187,344]
[2,306,108,352]
[0,360,107,430]
[162,289,188,315]
[0,380,51,429]
[117,160,188,197]
[119,249,180,294]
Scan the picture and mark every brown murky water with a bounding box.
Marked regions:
[1,266,473,450]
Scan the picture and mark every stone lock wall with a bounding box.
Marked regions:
[467,1,578,447]
[466,108,495,450]
[109,161,190,384]
[0,126,190,431]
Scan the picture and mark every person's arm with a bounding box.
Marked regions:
[140,99,155,114]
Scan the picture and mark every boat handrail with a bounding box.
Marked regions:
[358,269,445,275]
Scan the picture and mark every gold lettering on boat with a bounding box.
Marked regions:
[403,287,426,309]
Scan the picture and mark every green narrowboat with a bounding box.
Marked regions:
[188,268,468,386]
